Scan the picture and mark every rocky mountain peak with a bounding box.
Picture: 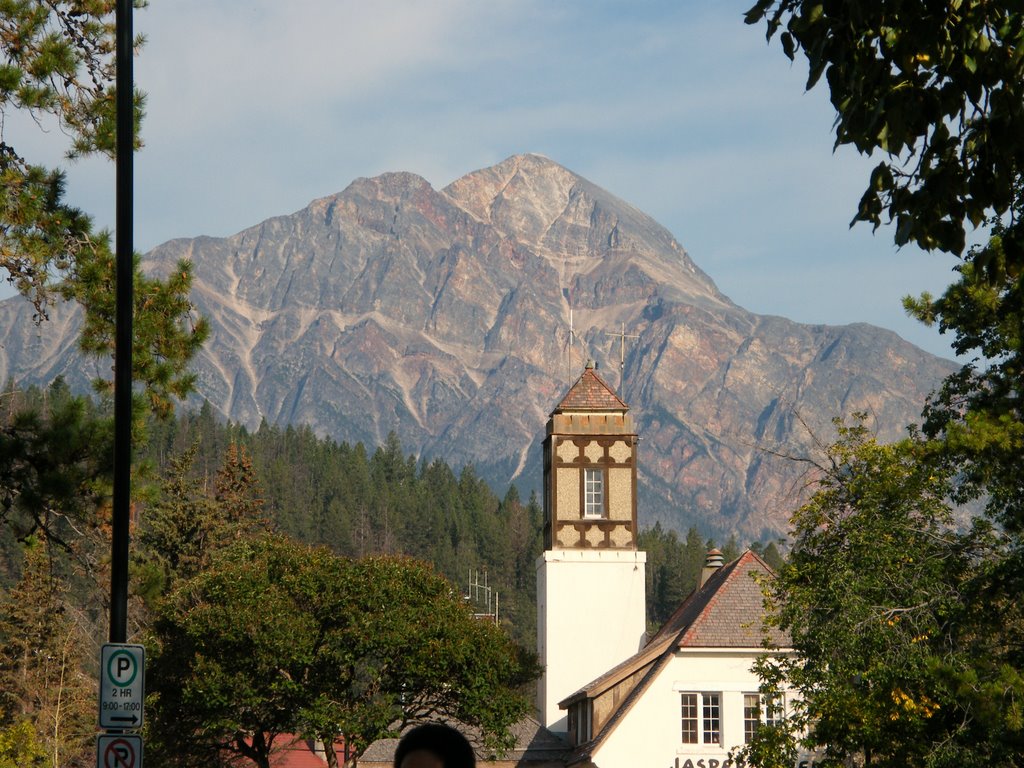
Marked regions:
[443,155,725,307]
[0,156,957,540]
[442,153,579,238]
[341,170,435,202]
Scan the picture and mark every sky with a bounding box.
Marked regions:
[6,1,969,359]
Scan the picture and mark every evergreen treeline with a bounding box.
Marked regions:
[138,402,546,646]
[138,401,786,643]
[0,387,788,649]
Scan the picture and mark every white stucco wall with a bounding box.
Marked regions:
[536,549,647,734]
[594,649,781,768]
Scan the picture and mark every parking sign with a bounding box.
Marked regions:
[99,644,145,730]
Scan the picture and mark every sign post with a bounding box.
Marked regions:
[99,644,145,731]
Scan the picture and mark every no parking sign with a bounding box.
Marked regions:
[97,734,142,768]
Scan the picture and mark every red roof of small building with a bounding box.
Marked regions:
[232,735,348,768]
[551,362,628,413]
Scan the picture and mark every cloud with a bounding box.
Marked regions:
[1,2,964,360]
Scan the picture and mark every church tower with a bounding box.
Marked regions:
[536,361,647,735]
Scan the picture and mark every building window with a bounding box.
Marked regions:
[681,692,720,744]
[681,693,698,743]
[743,693,759,743]
[702,692,721,744]
[569,699,593,746]
[583,468,604,518]
[744,693,785,743]
[765,693,784,728]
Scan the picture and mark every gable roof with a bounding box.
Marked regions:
[559,550,790,765]
[551,362,628,414]
[651,549,787,648]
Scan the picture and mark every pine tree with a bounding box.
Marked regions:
[136,443,220,594]
[214,442,268,539]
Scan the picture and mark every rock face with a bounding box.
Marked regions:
[0,154,955,539]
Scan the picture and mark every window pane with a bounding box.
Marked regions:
[680,693,698,743]
[743,693,759,743]
[702,692,720,744]
[765,694,783,728]
[584,468,604,517]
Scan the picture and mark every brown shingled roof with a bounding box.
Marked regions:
[552,362,628,414]
[656,549,788,649]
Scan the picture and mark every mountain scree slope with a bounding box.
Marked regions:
[0,154,955,539]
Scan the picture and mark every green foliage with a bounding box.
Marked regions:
[1,0,148,315]
[750,540,785,572]
[738,418,1024,768]
[65,244,210,420]
[906,214,1024,531]
[744,9,1024,761]
[135,439,271,603]
[147,537,539,767]
[639,522,693,629]
[1,1,208,552]
[0,378,112,546]
[0,716,46,768]
[137,418,546,648]
[746,1,1024,264]
[731,657,800,768]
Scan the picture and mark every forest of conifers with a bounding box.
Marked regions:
[1,383,783,651]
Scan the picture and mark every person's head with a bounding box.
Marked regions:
[393,723,476,768]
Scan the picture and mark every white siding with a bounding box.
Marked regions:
[536,550,647,734]
[595,650,774,768]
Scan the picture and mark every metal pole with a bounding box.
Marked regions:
[110,0,134,644]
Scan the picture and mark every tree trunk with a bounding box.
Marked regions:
[235,732,273,768]
[323,738,338,768]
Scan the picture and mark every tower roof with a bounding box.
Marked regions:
[552,361,628,414]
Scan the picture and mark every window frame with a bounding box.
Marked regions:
[680,691,721,745]
[743,693,760,743]
[568,699,593,746]
[583,467,605,518]
[743,692,785,743]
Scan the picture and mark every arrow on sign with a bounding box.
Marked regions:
[110,714,140,726]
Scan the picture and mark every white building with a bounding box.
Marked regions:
[558,549,789,768]
[537,363,792,768]
[537,360,647,736]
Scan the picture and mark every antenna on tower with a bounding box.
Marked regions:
[603,322,639,389]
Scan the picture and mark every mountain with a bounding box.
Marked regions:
[0,154,955,540]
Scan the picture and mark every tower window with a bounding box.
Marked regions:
[583,468,604,518]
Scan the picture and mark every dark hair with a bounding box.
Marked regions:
[393,723,476,768]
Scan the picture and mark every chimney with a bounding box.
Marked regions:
[700,548,724,587]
